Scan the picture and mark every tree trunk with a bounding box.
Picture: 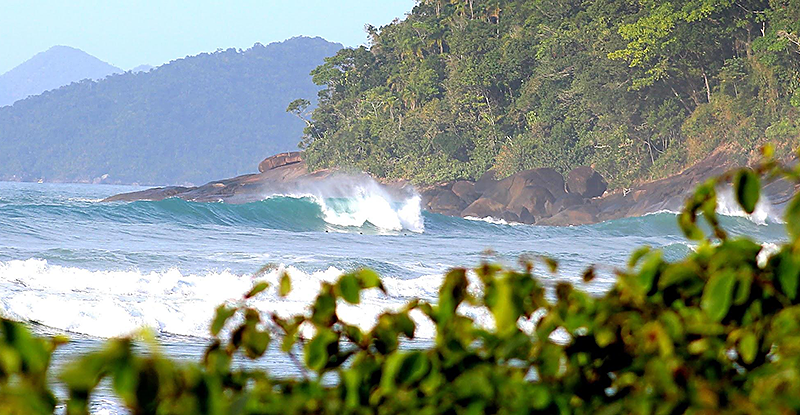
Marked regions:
[702,69,712,103]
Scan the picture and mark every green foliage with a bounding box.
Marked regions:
[300,0,800,188]
[5,157,800,413]
[0,37,342,185]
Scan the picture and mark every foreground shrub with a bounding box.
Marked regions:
[2,148,800,414]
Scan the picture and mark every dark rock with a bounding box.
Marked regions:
[506,185,554,218]
[474,169,498,194]
[538,204,600,226]
[546,193,585,216]
[103,186,192,202]
[480,183,512,206]
[451,180,480,205]
[504,168,566,200]
[519,207,536,224]
[502,211,520,223]
[428,190,468,216]
[462,197,506,219]
[566,166,607,198]
[420,183,453,210]
[258,151,303,173]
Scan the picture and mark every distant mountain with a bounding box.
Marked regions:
[131,64,153,73]
[0,45,122,107]
[0,36,343,185]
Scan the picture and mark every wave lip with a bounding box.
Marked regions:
[262,174,425,233]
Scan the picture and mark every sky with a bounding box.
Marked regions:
[0,0,415,74]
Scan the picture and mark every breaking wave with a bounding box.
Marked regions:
[0,258,442,339]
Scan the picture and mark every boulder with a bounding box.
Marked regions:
[518,207,536,224]
[474,169,498,194]
[538,204,600,226]
[428,190,468,216]
[420,183,453,211]
[451,180,480,205]
[546,193,585,216]
[504,168,567,200]
[502,211,520,223]
[506,185,554,219]
[258,151,303,173]
[480,182,512,206]
[566,166,607,198]
[462,197,507,219]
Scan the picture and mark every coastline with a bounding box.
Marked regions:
[103,150,797,226]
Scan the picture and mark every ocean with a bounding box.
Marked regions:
[0,180,788,412]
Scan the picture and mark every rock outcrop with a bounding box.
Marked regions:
[566,166,607,198]
[105,149,797,226]
[258,151,303,173]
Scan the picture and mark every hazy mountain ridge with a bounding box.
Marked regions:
[0,36,343,185]
[0,45,123,107]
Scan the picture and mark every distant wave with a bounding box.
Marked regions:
[641,189,783,226]
[715,187,783,225]
[1,191,424,235]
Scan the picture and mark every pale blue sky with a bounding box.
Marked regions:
[0,0,415,74]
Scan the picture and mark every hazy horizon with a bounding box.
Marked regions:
[0,0,414,74]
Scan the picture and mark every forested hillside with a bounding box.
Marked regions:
[299,0,800,188]
[0,46,122,107]
[0,37,342,185]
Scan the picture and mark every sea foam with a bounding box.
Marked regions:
[0,259,446,339]
[263,174,424,233]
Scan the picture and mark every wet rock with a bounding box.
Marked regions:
[538,204,600,226]
[451,180,480,205]
[504,168,566,200]
[462,197,507,219]
[566,166,607,198]
[519,207,536,224]
[506,185,554,219]
[103,186,192,202]
[546,193,585,216]
[428,190,468,216]
[474,169,498,193]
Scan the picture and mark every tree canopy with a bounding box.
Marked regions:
[299,0,800,188]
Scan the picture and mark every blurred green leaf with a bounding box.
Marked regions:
[245,281,269,299]
[701,270,736,322]
[211,305,236,337]
[786,194,800,239]
[778,250,800,301]
[279,272,292,297]
[397,352,429,386]
[243,329,271,359]
[739,331,758,365]
[338,273,361,304]
[733,169,760,214]
[304,329,337,372]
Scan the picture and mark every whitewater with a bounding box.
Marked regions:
[0,180,789,411]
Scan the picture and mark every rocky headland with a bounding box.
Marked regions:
[104,151,797,226]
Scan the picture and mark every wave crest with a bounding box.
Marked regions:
[266,175,424,232]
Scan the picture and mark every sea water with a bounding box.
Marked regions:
[0,180,788,413]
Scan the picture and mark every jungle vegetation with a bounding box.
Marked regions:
[296,0,800,188]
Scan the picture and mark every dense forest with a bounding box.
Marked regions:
[0,37,341,185]
[298,0,800,188]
